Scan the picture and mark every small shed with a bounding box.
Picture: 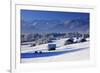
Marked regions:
[48,44,56,51]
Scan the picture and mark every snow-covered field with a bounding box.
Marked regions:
[21,38,68,53]
[21,38,90,63]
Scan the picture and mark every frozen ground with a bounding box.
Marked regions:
[21,38,90,63]
[21,38,69,53]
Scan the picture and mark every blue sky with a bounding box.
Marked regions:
[21,9,89,21]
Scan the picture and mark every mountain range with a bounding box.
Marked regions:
[21,18,89,33]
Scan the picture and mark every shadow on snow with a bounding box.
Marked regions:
[21,48,87,58]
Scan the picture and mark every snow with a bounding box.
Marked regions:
[20,38,90,63]
[21,48,89,63]
[21,38,68,53]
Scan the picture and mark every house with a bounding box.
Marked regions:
[64,38,74,45]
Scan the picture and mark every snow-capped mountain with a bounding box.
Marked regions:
[21,20,61,33]
[21,18,89,33]
[51,19,89,33]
